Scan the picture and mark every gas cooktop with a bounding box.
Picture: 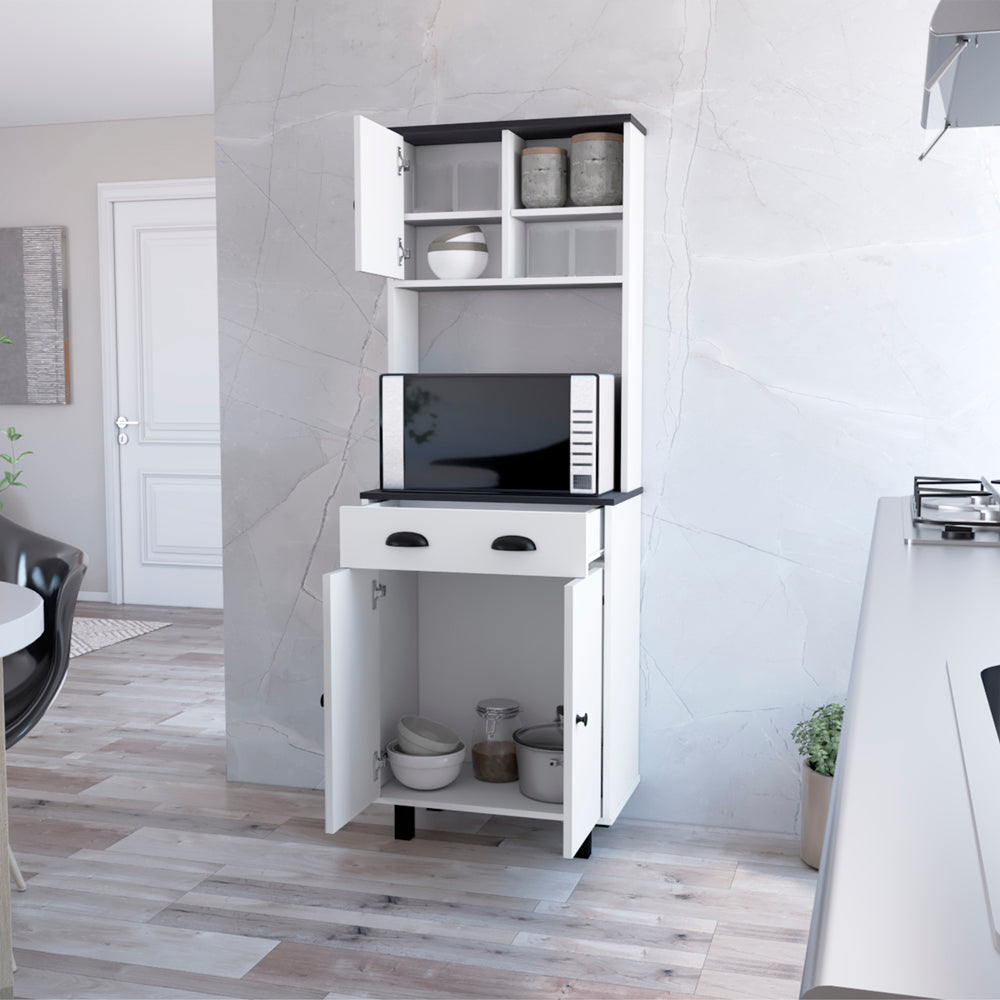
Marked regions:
[904,476,1000,547]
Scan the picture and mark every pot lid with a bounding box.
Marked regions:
[514,722,563,751]
[522,146,566,156]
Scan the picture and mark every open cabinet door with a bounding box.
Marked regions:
[323,569,383,834]
[355,115,407,279]
[563,567,604,858]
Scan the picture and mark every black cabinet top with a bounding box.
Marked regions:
[360,486,643,506]
[392,113,646,145]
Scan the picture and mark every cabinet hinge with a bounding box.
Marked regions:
[396,146,411,175]
[397,237,411,266]
[372,579,387,610]
[373,748,388,779]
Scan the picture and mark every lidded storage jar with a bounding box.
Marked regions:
[520,147,567,208]
[472,698,520,782]
[570,132,624,206]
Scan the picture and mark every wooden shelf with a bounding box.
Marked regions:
[377,763,564,820]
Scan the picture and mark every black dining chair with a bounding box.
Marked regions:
[0,513,87,749]
[0,513,85,897]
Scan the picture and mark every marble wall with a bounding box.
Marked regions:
[214,0,1000,831]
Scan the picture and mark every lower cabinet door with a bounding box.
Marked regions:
[323,568,417,834]
[324,564,606,859]
[563,567,604,858]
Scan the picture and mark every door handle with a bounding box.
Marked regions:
[491,535,536,551]
[575,713,588,726]
[115,415,138,445]
[385,531,428,547]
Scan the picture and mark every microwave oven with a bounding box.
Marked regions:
[380,373,616,495]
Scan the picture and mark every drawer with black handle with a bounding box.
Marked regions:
[339,501,603,577]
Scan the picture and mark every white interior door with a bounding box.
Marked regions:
[103,184,222,608]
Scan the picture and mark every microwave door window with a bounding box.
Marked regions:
[402,376,570,491]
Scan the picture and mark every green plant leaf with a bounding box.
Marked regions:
[0,425,28,498]
[792,702,845,777]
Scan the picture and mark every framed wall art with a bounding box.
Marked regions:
[0,226,69,404]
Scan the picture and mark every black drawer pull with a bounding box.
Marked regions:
[576,713,589,726]
[491,535,536,552]
[385,531,428,547]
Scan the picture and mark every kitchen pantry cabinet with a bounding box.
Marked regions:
[324,113,644,858]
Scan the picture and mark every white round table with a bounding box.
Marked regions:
[0,582,42,998]
[0,583,43,659]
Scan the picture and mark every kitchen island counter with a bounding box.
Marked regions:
[802,496,1000,998]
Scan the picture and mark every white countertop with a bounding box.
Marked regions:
[802,496,1000,998]
[0,582,42,658]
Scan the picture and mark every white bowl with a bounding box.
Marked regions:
[387,740,464,790]
[398,715,461,755]
[427,247,489,280]
[438,224,484,244]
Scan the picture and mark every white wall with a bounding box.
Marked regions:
[0,116,216,594]
[214,0,1000,831]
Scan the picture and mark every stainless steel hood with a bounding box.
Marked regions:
[923,0,1000,130]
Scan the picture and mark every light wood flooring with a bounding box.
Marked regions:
[5,603,816,999]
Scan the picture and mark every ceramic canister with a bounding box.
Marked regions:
[569,132,624,206]
[520,147,567,208]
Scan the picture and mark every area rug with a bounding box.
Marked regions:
[69,618,171,658]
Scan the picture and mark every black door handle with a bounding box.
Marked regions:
[385,531,428,547]
[491,535,536,551]
[576,713,588,726]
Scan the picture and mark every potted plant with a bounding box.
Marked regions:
[792,702,844,869]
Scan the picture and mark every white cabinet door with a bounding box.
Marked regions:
[563,567,604,858]
[323,568,417,834]
[355,115,407,279]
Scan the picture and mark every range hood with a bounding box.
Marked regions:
[922,0,1000,131]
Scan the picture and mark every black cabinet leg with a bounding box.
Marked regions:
[574,831,593,859]
[394,805,415,841]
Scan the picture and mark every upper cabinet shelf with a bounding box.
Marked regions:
[510,206,623,222]
[396,275,622,291]
[403,210,503,226]
[355,114,643,286]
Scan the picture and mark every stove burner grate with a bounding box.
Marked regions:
[912,476,1000,532]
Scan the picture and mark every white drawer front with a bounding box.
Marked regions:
[340,503,602,577]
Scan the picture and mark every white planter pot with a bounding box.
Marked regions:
[800,761,833,869]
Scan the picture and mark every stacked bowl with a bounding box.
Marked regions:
[387,715,464,790]
[427,225,489,279]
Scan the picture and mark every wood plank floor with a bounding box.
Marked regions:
[6,603,816,999]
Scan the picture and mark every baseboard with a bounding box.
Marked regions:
[78,591,112,603]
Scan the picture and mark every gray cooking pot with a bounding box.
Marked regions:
[513,721,564,803]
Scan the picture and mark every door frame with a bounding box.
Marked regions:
[96,177,217,605]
